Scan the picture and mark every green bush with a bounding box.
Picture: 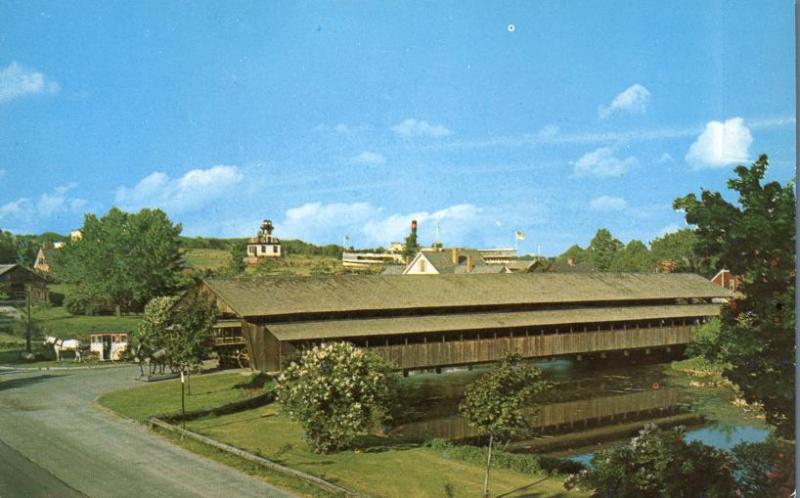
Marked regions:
[49,292,65,306]
[425,439,585,476]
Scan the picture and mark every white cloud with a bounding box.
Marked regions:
[589,195,627,211]
[391,118,452,138]
[536,124,560,140]
[0,62,60,104]
[350,151,386,165]
[275,202,374,242]
[573,147,636,177]
[658,152,674,163]
[658,223,682,237]
[598,84,651,119]
[363,204,481,244]
[115,165,244,213]
[314,123,370,135]
[0,183,87,231]
[685,117,752,168]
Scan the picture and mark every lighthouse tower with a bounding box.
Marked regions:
[244,219,282,265]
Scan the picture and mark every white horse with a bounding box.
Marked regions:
[43,335,83,362]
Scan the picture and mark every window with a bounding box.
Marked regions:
[272,246,278,253]
[419,259,426,272]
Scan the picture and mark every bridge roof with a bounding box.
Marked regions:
[203,272,730,319]
[265,303,721,340]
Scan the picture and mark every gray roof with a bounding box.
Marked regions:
[419,249,486,274]
[0,264,16,276]
[203,272,732,318]
[267,303,722,341]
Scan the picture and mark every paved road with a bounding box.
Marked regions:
[0,366,295,498]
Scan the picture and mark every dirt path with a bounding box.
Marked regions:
[0,366,295,498]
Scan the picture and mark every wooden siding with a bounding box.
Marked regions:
[335,324,693,370]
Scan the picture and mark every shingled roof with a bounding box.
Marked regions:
[203,272,731,318]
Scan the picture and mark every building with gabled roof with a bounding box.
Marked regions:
[195,272,731,373]
[0,264,49,304]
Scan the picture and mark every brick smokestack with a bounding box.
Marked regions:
[451,248,460,265]
[411,219,417,233]
[466,255,474,273]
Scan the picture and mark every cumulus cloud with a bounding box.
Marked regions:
[391,118,452,138]
[115,165,244,213]
[658,152,674,163]
[0,62,60,103]
[685,117,752,168]
[272,201,485,247]
[573,147,636,177]
[598,84,651,119]
[314,123,371,135]
[350,151,386,165]
[658,223,682,237]
[0,183,87,231]
[589,195,627,211]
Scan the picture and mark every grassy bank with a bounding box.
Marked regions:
[98,371,264,422]
[99,371,582,497]
[184,249,230,270]
[32,305,140,340]
[185,403,581,498]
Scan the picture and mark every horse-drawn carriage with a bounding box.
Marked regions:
[89,332,128,361]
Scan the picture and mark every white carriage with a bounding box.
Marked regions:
[89,332,128,361]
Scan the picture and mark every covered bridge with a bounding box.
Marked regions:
[197,273,731,373]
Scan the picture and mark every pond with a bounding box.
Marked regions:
[390,355,770,464]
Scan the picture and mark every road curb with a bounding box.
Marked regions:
[149,417,366,498]
[0,363,130,372]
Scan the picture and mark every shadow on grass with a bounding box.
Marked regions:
[0,374,68,391]
[496,476,569,498]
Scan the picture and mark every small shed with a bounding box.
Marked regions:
[0,264,49,304]
[89,332,129,361]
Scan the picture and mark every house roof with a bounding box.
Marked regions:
[407,249,487,274]
[266,303,722,341]
[202,272,732,319]
[0,263,46,281]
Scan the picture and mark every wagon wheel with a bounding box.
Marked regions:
[236,349,250,369]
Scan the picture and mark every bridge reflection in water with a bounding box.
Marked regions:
[389,364,702,454]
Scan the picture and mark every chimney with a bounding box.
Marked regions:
[451,248,460,265]
[568,257,576,268]
[411,219,417,233]
[466,255,475,273]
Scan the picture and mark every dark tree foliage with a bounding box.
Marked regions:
[586,228,624,271]
[609,239,656,272]
[53,208,184,314]
[0,230,16,264]
[568,424,737,498]
[674,154,795,438]
[650,228,704,274]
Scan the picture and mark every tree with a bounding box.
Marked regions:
[226,239,247,275]
[459,355,548,498]
[609,239,656,272]
[53,208,184,314]
[586,229,623,271]
[567,424,737,497]
[650,229,704,274]
[674,154,795,438]
[402,222,419,259]
[556,244,588,265]
[0,230,17,264]
[276,342,399,453]
[138,294,216,374]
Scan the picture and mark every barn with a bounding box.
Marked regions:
[196,272,731,373]
[0,264,49,304]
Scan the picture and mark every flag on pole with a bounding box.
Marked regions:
[515,231,526,241]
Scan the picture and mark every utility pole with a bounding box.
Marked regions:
[25,284,31,353]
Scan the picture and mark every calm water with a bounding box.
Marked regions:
[391,356,770,463]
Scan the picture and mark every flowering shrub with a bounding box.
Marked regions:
[276,342,398,453]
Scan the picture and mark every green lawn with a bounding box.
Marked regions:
[99,371,582,498]
[184,249,230,270]
[32,305,140,340]
[98,372,265,422]
[186,403,581,498]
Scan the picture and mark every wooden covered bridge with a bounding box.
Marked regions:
[197,273,730,373]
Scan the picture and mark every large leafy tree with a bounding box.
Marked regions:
[53,208,184,314]
[459,355,548,498]
[609,239,656,272]
[277,342,399,453]
[586,228,623,271]
[650,228,704,274]
[674,154,795,438]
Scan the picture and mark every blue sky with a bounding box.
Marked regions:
[0,1,795,255]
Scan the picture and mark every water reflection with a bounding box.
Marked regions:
[390,359,768,459]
